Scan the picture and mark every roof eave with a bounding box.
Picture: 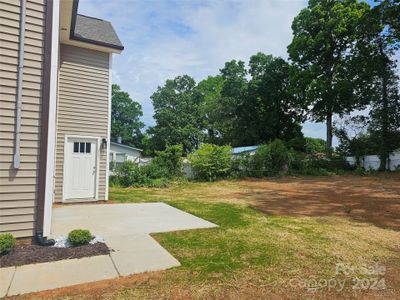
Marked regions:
[70,35,124,51]
[110,142,143,152]
[70,0,124,52]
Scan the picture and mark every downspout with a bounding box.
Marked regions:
[13,0,27,169]
[36,0,55,246]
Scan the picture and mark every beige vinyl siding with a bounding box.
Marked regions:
[54,44,109,202]
[0,0,46,237]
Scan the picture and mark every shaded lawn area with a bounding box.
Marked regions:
[104,177,400,299]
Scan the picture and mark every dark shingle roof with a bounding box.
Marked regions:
[71,14,124,50]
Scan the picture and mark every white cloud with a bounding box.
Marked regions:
[78,0,307,128]
[79,1,400,147]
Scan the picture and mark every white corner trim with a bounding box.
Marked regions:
[105,53,112,200]
[43,0,60,237]
[61,134,68,202]
[62,135,100,202]
[95,137,100,200]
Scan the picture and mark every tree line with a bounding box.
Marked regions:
[112,0,400,170]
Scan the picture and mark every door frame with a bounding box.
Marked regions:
[62,135,100,202]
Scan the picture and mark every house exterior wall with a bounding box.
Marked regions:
[54,44,109,202]
[0,0,46,237]
[109,143,141,174]
[110,144,141,162]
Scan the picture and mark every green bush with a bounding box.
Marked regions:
[288,150,307,171]
[112,144,184,188]
[68,229,93,246]
[0,233,16,254]
[142,160,170,179]
[109,175,120,187]
[286,136,306,152]
[251,144,270,177]
[286,150,351,176]
[115,160,149,187]
[153,144,183,178]
[251,139,289,176]
[304,137,326,154]
[231,153,252,178]
[268,139,290,173]
[189,144,232,181]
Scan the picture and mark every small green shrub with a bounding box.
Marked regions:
[251,144,270,177]
[109,175,120,187]
[251,139,289,176]
[115,160,150,187]
[189,144,232,181]
[231,153,252,178]
[268,139,290,174]
[142,160,170,179]
[304,137,327,154]
[0,233,16,254]
[153,144,183,178]
[286,136,306,152]
[287,150,306,171]
[68,229,93,246]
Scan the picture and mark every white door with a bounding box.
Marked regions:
[64,138,97,200]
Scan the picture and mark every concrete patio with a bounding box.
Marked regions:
[0,203,217,297]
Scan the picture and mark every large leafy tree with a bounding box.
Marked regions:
[247,53,303,144]
[375,0,400,39]
[365,1,400,169]
[148,75,204,153]
[334,115,376,163]
[288,0,371,150]
[195,76,225,144]
[111,84,144,146]
[218,60,249,146]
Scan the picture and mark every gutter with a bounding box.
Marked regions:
[13,0,27,169]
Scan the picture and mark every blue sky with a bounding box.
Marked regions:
[78,0,398,146]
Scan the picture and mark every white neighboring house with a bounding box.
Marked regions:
[109,142,142,173]
[346,150,400,171]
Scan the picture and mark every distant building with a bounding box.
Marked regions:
[346,150,400,171]
[232,146,259,156]
[109,141,142,172]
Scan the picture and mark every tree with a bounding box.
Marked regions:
[362,0,400,170]
[374,0,400,40]
[148,75,204,153]
[288,0,371,150]
[369,54,400,169]
[111,84,144,146]
[247,53,304,144]
[196,76,225,144]
[334,116,376,164]
[218,60,249,146]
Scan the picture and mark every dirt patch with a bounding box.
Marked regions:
[244,174,400,230]
[0,243,109,268]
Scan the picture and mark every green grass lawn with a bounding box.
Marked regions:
[107,180,400,299]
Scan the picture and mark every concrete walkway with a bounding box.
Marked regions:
[0,203,217,297]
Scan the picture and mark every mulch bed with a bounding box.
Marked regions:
[0,243,110,268]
